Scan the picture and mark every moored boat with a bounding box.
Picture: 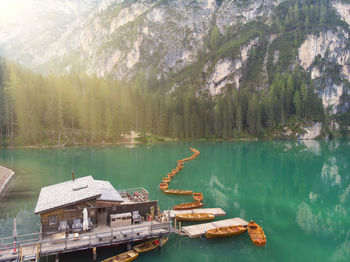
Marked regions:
[193,192,204,202]
[102,250,138,262]
[133,237,168,253]
[205,225,247,239]
[163,177,171,183]
[173,201,204,210]
[177,165,183,170]
[247,220,266,246]
[159,182,168,190]
[175,213,214,221]
[168,172,175,178]
[172,169,179,174]
[163,189,193,195]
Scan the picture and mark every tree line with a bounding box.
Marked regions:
[0,59,325,145]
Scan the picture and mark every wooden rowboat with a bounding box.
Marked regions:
[175,213,214,221]
[177,165,183,170]
[173,201,204,210]
[168,172,175,178]
[205,225,247,239]
[163,177,171,183]
[193,192,204,202]
[102,250,138,262]
[133,237,168,253]
[247,220,266,246]
[159,182,168,190]
[163,189,193,195]
[172,169,179,174]
[189,147,199,153]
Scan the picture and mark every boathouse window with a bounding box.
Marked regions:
[49,215,57,225]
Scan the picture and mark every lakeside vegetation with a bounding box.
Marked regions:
[0,59,326,147]
[0,0,349,146]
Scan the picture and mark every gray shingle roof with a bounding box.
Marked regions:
[95,180,123,202]
[35,176,102,214]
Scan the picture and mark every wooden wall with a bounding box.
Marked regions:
[106,201,158,223]
[40,200,96,234]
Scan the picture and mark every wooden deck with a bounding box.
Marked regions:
[164,208,226,218]
[0,221,171,262]
[181,217,248,238]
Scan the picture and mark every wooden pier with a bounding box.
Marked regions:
[0,221,171,262]
[181,217,248,238]
[164,208,226,218]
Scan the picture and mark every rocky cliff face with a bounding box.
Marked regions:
[298,29,350,114]
[1,0,350,122]
[0,0,284,79]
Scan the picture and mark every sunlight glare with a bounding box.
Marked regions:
[0,0,36,26]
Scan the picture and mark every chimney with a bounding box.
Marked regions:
[72,170,75,181]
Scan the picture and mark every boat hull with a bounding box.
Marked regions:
[205,225,247,239]
[102,250,138,262]
[173,201,204,210]
[163,189,193,195]
[159,182,168,190]
[247,221,266,246]
[193,192,204,202]
[163,177,171,183]
[175,213,214,221]
[133,237,168,253]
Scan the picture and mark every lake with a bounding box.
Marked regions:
[0,140,349,261]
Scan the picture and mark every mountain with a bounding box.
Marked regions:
[0,0,350,141]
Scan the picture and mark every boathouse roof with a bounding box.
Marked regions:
[35,176,123,214]
[95,180,124,202]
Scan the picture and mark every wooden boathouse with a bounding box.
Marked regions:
[0,176,171,261]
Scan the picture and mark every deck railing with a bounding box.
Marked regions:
[118,187,149,202]
[0,221,171,261]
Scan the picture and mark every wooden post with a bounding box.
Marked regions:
[36,242,40,261]
[20,245,23,262]
[159,237,163,247]
[179,222,182,235]
[92,247,97,260]
[55,254,59,262]
[174,219,177,231]
[127,242,131,251]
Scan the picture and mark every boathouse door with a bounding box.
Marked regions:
[98,208,107,225]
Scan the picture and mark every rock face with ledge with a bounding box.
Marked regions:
[298,29,350,114]
[298,123,322,140]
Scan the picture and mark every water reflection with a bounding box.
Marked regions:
[0,141,349,262]
[321,157,341,186]
[209,175,232,209]
[331,231,350,262]
[298,140,321,156]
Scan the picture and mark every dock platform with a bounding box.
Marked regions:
[164,208,226,218]
[0,221,171,262]
[181,217,248,238]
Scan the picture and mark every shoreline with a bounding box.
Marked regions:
[1,137,341,149]
[0,165,15,199]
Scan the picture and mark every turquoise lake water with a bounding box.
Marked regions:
[0,141,349,261]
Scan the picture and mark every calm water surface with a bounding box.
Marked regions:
[0,141,349,261]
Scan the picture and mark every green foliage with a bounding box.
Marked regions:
[2,0,349,144]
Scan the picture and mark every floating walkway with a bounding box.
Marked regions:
[164,208,226,218]
[181,217,248,238]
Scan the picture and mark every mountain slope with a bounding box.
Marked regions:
[0,0,350,138]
